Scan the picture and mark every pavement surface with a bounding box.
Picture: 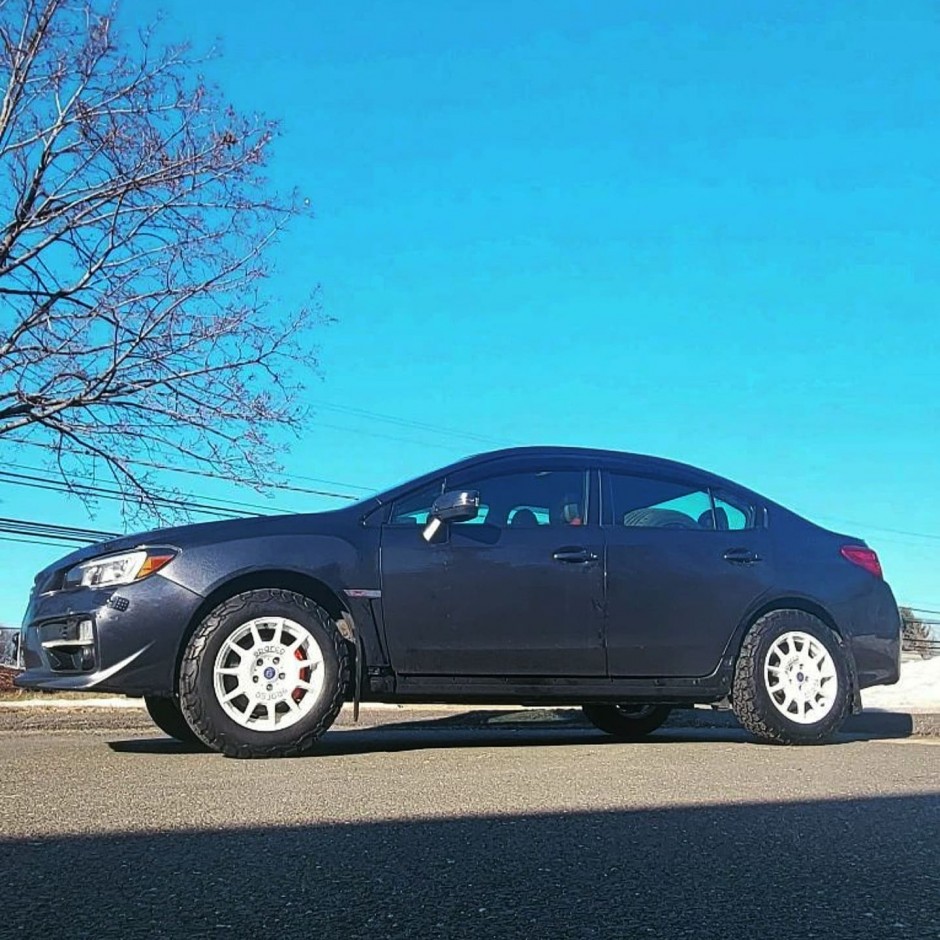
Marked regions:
[1,707,938,939]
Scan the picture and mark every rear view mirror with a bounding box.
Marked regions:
[423,490,480,541]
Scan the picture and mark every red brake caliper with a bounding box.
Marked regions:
[292,647,310,703]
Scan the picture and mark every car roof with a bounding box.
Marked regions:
[367,446,757,506]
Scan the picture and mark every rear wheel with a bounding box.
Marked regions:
[732,609,850,744]
[178,589,349,758]
[582,703,672,739]
[144,695,206,747]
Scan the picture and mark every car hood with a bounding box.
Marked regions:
[32,510,351,588]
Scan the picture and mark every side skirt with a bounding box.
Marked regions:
[370,668,734,706]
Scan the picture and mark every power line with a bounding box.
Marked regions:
[1,462,293,517]
[311,420,481,454]
[10,439,368,501]
[311,401,515,448]
[0,516,117,542]
[816,514,940,543]
[0,534,89,549]
[0,469,259,521]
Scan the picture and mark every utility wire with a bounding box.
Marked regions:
[1,463,291,518]
[0,516,118,541]
[816,515,940,543]
[0,470,258,520]
[0,534,89,549]
[11,439,368,501]
[311,400,516,448]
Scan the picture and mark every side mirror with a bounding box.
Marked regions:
[431,490,480,523]
[423,490,480,541]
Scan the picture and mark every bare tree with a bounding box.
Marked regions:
[899,607,937,659]
[0,0,318,518]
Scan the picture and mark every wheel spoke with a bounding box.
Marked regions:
[224,642,248,660]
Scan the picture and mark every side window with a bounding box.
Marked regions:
[713,490,759,531]
[446,469,587,529]
[609,474,713,530]
[388,481,443,525]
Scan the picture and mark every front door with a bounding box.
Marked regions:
[602,471,775,677]
[380,463,606,676]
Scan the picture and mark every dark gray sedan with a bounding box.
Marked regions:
[13,447,901,756]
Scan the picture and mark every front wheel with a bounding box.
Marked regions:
[732,609,851,744]
[582,704,673,739]
[178,589,349,758]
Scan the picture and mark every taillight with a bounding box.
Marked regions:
[840,545,883,579]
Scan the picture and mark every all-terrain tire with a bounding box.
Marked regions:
[144,695,207,747]
[732,609,851,745]
[582,704,673,739]
[178,589,349,758]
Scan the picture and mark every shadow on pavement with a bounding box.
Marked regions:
[1,794,937,939]
[107,706,915,757]
[107,712,750,757]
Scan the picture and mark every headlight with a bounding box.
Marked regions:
[64,549,177,589]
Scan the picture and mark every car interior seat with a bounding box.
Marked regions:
[558,495,582,526]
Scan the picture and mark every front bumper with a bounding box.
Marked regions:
[14,574,203,696]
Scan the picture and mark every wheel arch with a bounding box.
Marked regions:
[728,595,861,711]
[173,569,359,692]
[742,596,843,640]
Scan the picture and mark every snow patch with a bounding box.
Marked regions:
[862,656,940,711]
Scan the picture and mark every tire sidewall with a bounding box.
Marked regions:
[582,704,672,738]
[144,695,206,747]
[180,590,346,756]
[740,612,850,743]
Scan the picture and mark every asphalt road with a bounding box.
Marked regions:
[1,709,938,940]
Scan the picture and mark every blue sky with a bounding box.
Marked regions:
[2,0,938,621]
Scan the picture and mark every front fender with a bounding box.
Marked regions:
[161,533,375,599]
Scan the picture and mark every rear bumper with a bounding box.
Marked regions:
[844,582,902,691]
[14,574,202,696]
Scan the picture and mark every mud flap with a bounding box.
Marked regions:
[337,612,362,721]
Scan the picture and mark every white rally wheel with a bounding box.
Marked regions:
[763,630,839,725]
[212,616,326,732]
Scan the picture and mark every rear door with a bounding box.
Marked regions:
[602,470,775,677]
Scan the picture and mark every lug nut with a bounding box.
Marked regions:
[252,676,259,683]
[256,659,263,667]
[273,657,280,665]
[278,672,285,680]
[266,684,273,691]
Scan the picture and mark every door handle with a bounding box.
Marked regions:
[553,547,598,564]
[723,548,762,565]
